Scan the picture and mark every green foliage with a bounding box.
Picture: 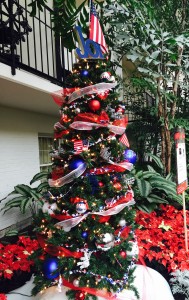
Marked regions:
[132,154,182,213]
[1,171,49,216]
[52,0,88,50]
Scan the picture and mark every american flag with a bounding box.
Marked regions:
[74,140,89,154]
[119,133,130,148]
[89,0,108,54]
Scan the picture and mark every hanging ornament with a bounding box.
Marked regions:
[76,201,88,214]
[119,250,127,259]
[81,231,88,239]
[123,149,137,164]
[43,257,59,280]
[75,291,85,300]
[73,278,80,287]
[109,75,116,83]
[97,90,109,100]
[51,167,64,180]
[42,202,58,215]
[98,181,104,187]
[113,182,122,191]
[119,219,126,227]
[115,106,125,114]
[80,69,89,77]
[95,233,115,251]
[88,99,101,111]
[100,71,111,81]
[69,157,86,170]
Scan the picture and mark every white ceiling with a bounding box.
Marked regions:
[0,76,59,116]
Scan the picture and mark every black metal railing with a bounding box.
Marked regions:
[0,0,75,86]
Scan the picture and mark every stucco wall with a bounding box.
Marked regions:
[0,106,57,234]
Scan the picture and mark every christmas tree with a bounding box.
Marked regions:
[31,22,138,300]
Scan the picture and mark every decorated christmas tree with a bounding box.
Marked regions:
[31,6,138,300]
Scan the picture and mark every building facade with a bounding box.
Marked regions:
[0,0,76,235]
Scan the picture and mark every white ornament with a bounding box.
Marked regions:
[76,201,87,214]
[95,233,115,251]
[127,241,139,257]
[109,75,116,83]
[73,279,80,287]
[42,202,58,215]
[100,71,111,80]
[77,251,91,269]
[119,219,126,227]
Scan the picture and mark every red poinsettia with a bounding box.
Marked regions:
[0,236,39,279]
[0,294,7,300]
[136,205,189,272]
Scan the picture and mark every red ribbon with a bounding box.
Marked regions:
[74,110,109,124]
[37,234,83,258]
[62,277,118,299]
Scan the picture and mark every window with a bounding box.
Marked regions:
[38,134,54,172]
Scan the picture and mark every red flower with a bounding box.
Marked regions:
[0,294,7,300]
[136,205,189,272]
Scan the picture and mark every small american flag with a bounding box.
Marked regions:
[74,140,83,154]
[74,140,89,154]
[119,133,130,148]
[89,0,108,54]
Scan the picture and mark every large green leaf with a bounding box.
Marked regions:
[147,194,168,204]
[145,153,164,170]
[20,198,33,214]
[136,178,152,197]
[30,171,48,185]
[14,185,32,196]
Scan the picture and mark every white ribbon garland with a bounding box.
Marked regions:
[55,199,135,232]
[67,82,117,104]
[70,121,126,135]
[48,163,87,188]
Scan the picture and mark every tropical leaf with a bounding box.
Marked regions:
[5,229,18,237]
[20,198,33,214]
[136,178,152,197]
[147,194,168,204]
[30,171,48,185]
[146,153,164,170]
[14,184,32,196]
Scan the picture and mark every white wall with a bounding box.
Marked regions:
[0,106,57,233]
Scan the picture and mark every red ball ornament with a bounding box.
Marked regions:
[119,250,127,259]
[113,182,122,191]
[75,291,85,300]
[98,181,104,187]
[88,99,101,111]
[97,90,109,100]
[116,106,125,114]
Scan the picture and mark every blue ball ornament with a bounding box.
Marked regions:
[81,231,88,239]
[123,149,137,164]
[80,69,89,77]
[69,157,86,170]
[43,257,59,280]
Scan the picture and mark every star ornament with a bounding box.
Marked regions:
[158,221,172,231]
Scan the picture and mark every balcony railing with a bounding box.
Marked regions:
[0,0,76,86]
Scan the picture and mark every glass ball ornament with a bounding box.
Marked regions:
[97,90,109,100]
[113,182,122,191]
[43,257,59,279]
[75,291,85,300]
[100,71,111,81]
[119,219,126,227]
[69,157,85,170]
[73,278,80,287]
[88,99,101,111]
[76,201,88,214]
[123,149,137,164]
[80,69,89,77]
[119,250,127,259]
[81,231,88,239]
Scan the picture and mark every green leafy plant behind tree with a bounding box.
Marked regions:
[132,154,182,213]
[103,0,189,174]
